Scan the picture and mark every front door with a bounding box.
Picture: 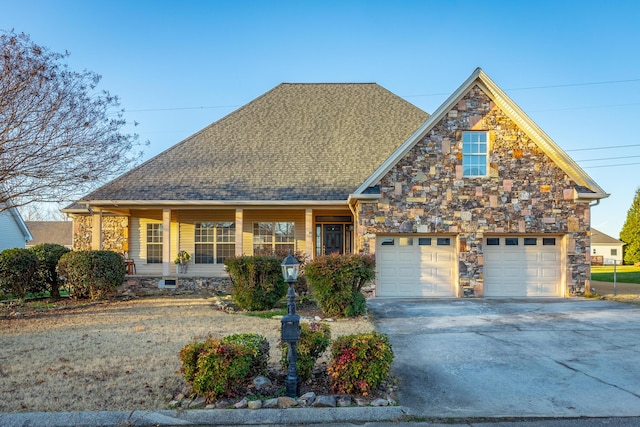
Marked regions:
[324,224,343,255]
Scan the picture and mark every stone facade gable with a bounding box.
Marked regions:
[356,84,590,297]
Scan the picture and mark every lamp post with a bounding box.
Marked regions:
[280,252,301,398]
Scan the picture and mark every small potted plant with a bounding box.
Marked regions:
[174,250,191,274]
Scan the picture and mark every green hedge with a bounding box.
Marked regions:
[0,248,40,300]
[58,250,125,300]
[224,256,287,311]
[305,254,375,317]
[30,243,71,299]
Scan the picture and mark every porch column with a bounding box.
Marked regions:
[235,208,243,256]
[91,209,103,250]
[162,208,171,276]
[305,208,313,259]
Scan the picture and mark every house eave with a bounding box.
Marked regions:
[63,199,350,213]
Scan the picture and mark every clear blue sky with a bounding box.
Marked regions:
[2,0,639,239]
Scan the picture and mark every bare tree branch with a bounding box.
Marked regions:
[0,31,144,212]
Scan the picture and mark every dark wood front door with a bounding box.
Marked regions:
[323,224,343,255]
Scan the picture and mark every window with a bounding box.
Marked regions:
[542,238,556,246]
[399,237,414,246]
[505,238,519,246]
[146,223,163,264]
[486,237,500,246]
[253,222,295,254]
[380,238,395,246]
[524,238,537,246]
[418,237,432,246]
[462,132,488,177]
[611,249,618,256]
[194,222,235,264]
[437,237,451,246]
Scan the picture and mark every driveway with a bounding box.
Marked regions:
[367,298,640,418]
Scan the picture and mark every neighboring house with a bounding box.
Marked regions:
[590,228,624,265]
[0,205,33,251]
[63,68,608,298]
[25,221,73,249]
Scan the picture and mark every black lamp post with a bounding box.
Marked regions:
[280,252,301,398]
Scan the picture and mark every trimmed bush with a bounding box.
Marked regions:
[30,243,71,299]
[222,333,270,376]
[180,335,268,400]
[305,254,375,318]
[224,256,287,311]
[0,248,40,299]
[280,322,331,381]
[57,250,126,300]
[328,331,394,396]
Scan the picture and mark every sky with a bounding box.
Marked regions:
[2,0,639,239]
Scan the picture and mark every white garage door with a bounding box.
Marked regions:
[484,236,562,297]
[376,236,455,297]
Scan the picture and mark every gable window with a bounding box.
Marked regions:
[194,222,235,264]
[253,222,295,255]
[462,131,488,177]
[146,223,163,264]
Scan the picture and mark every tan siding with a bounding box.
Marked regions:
[130,216,163,275]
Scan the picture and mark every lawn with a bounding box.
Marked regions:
[591,265,640,284]
[0,295,375,413]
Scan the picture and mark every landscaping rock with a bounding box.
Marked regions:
[234,398,248,409]
[371,398,389,407]
[277,396,297,408]
[354,398,369,406]
[263,398,279,408]
[253,376,272,391]
[312,395,336,407]
[247,400,262,409]
[298,391,316,407]
[336,395,352,407]
[189,396,207,409]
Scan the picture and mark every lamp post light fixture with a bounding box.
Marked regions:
[280,252,301,398]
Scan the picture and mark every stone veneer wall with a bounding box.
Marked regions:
[72,214,129,253]
[357,84,591,297]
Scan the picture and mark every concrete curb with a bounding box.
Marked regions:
[0,406,407,426]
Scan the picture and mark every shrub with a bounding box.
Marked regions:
[57,250,126,300]
[179,338,256,400]
[328,331,394,396]
[222,333,270,376]
[280,322,331,382]
[0,248,40,299]
[30,243,71,299]
[305,254,375,317]
[224,256,287,311]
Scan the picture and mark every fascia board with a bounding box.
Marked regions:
[81,200,349,208]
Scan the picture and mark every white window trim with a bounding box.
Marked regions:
[462,131,489,178]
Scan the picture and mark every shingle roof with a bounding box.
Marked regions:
[591,228,624,245]
[81,83,429,203]
[25,221,72,247]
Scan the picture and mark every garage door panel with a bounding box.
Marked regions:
[484,236,562,297]
[377,235,455,298]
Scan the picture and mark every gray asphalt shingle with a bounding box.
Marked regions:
[80,83,429,202]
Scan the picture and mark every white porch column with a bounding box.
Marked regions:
[235,208,243,256]
[305,208,313,259]
[91,209,103,250]
[162,209,171,276]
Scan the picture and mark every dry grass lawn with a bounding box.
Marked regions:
[0,295,375,413]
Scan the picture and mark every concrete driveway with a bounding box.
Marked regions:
[367,298,640,418]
